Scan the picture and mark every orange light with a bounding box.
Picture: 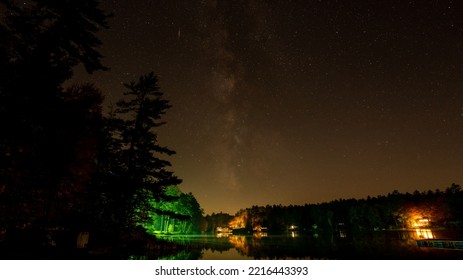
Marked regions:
[415,228,435,239]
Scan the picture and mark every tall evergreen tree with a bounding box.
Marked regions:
[108,72,181,228]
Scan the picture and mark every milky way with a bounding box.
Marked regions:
[72,0,463,214]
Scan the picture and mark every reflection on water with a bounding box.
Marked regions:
[254,232,268,239]
[216,232,232,238]
[228,235,249,256]
[201,248,253,260]
[134,229,463,260]
[414,229,435,239]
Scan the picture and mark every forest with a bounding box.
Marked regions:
[207,184,463,235]
[0,0,202,258]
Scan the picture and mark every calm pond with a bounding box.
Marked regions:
[151,229,463,260]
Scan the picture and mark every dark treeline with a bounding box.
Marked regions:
[0,0,201,258]
[225,184,463,234]
[203,212,234,233]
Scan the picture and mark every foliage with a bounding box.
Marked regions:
[228,184,463,233]
[92,73,181,231]
[203,212,234,232]
[0,0,200,257]
[138,186,203,234]
[0,0,108,231]
[1,0,109,88]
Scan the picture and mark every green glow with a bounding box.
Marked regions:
[136,186,202,235]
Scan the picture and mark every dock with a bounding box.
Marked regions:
[417,239,463,250]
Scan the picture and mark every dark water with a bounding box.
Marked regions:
[152,229,463,260]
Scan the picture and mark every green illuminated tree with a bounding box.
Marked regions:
[137,186,203,234]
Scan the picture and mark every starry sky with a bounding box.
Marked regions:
[72,0,463,215]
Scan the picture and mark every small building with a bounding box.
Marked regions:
[216,227,232,233]
[414,217,430,228]
[253,225,268,232]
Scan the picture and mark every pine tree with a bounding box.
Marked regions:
[109,72,181,228]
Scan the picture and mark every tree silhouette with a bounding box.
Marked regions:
[1,0,108,90]
[55,84,104,228]
[105,72,181,229]
[0,0,109,236]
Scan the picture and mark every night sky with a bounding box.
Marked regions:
[72,0,463,215]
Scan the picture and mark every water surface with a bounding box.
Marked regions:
[156,229,463,260]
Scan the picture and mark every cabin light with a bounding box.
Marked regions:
[411,216,431,228]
